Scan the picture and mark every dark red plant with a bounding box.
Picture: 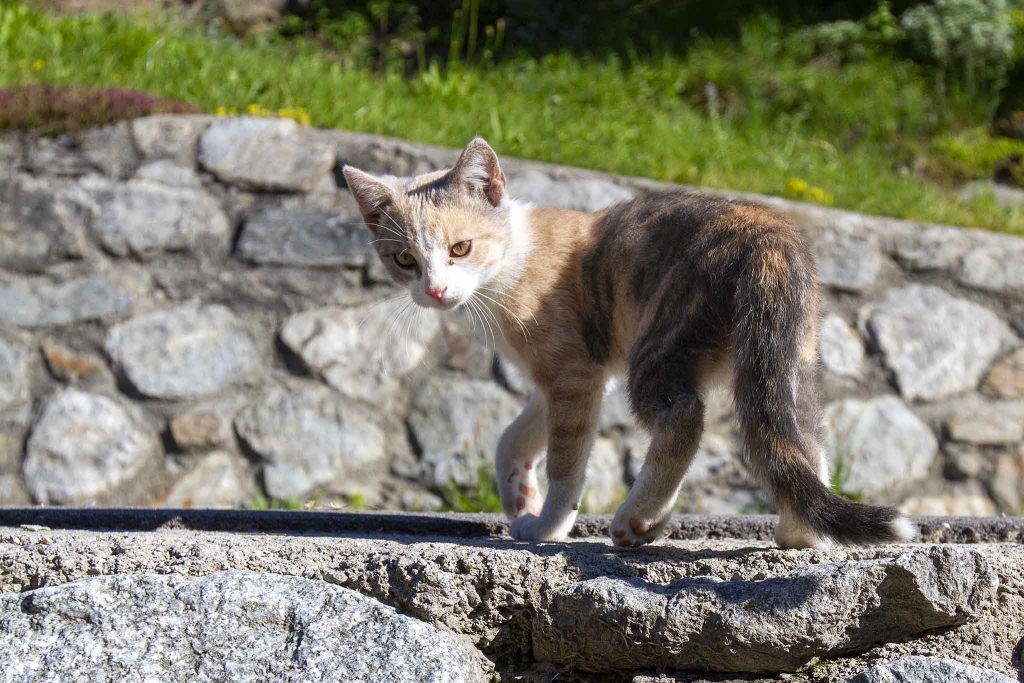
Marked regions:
[0,84,200,134]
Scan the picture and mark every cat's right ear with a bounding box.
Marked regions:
[342,166,394,230]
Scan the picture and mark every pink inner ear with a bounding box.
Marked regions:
[484,172,505,206]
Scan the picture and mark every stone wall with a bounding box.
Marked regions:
[1,114,1023,515]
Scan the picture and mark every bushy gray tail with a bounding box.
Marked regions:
[732,244,914,545]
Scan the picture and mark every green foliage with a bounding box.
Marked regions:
[901,0,1015,102]
[831,459,866,503]
[440,468,503,513]
[792,2,904,59]
[345,491,368,510]
[3,1,1024,233]
[247,492,306,511]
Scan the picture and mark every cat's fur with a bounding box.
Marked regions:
[344,138,915,548]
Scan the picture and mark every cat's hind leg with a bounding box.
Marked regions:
[609,385,704,548]
[610,316,716,547]
[496,393,547,519]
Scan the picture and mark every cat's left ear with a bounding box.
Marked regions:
[342,165,395,231]
[451,137,506,207]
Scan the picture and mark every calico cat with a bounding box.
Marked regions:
[343,138,915,548]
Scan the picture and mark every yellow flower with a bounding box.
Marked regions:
[277,107,312,126]
[785,177,809,195]
[111,74,122,83]
[807,186,834,205]
[31,58,45,71]
[215,106,229,117]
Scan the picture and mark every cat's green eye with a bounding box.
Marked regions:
[394,250,417,268]
[450,240,472,258]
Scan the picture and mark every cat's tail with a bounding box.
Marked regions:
[732,237,915,546]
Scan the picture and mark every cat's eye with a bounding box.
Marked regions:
[450,241,472,258]
[394,250,417,268]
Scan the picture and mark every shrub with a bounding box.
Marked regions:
[901,0,1015,99]
[0,84,199,134]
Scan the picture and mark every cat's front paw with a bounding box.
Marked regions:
[609,509,670,548]
[509,514,566,542]
[499,466,542,520]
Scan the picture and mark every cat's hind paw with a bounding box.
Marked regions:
[609,512,670,548]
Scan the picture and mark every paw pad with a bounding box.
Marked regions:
[629,518,652,535]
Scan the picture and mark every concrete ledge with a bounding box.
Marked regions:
[2,510,1023,681]
[1,508,1023,543]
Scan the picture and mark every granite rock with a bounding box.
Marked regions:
[235,386,388,500]
[199,117,335,192]
[79,176,230,259]
[236,208,371,267]
[23,388,159,504]
[408,376,522,488]
[865,285,1015,402]
[106,303,259,399]
[0,571,490,683]
[824,396,938,495]
[280,302,441,402]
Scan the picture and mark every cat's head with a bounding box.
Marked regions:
[343,137,519,311]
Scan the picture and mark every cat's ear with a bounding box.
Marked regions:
[342,165,394,230]
[451,137,506,207]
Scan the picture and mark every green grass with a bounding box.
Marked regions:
[440,468,503,513]
[2,2,1023,233]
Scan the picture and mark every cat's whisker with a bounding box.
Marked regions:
[469,295,497,352]
[478,285,538,325]
[475,294,505,345]
[357,294,407,330]
[379,299,414,378]
[473,290,530,340]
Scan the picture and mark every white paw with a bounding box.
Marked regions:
[509,514,566,542]
[499,463,542,519]
[609,509,670,548]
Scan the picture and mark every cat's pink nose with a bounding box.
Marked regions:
[427,285,447,302]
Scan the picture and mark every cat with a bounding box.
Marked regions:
[343,138,916,549]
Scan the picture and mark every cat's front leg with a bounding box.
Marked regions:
[510,373,603,542]
[496,393,547,519]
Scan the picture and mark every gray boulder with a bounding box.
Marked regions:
[820,313,864,379]
[509,170,634,211]
[106,302,259,400]
[79,176,230,258]
[958,244,1024,294]
[944,399,1024,445]
[0,174,88,272]
[161,451,252,509]
[0,570,489,683]
[408,376,522,488]
[534,547,997,674]
[809,223,882,292]
[847,656,1016,682]
[0,274,133,327]
[23,388,159,504]
[235,386,388,500]
[823,396,937,495]
[865,285,1015,401]
[0,337,30,411]
[280,302,441,402]
[236,209,371,267]
[131,115,212,166]
[199,117,335,192]
[894,225,972,272]
[132,160,203,188]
